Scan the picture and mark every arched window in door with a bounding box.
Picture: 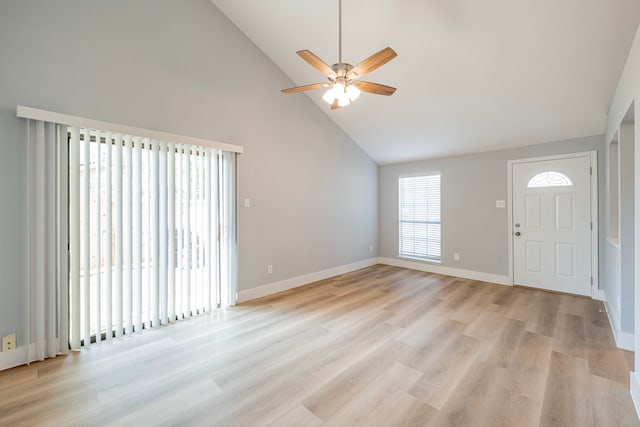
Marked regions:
[527,171,573,188]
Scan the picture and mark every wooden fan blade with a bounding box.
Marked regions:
[331,99,341,110]
[281,83,329,94]
[297,50,335,76]
[347,47,397,78]
[354,81,397,96]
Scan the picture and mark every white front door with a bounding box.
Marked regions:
[512,156,592,296]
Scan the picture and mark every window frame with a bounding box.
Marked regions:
[398,172,441,263]
[526,171,573,188]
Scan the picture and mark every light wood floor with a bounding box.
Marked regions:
[1,265,638,426]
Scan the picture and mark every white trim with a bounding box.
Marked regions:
[378,257,511,285]
[604,297,635,351]
[0,344,31,371]
[631,372,640,421]
[396,255,442,265]
[592,288,607,302]
[17,106,244,154]
[398,171,441,179]
[590,152,601,298]
[238,257,511,304]
[607,236,621,248]
[617,332,635,351]
[507,151,599,298]
[0,343,69,372]
[507,163,515,285]
[507,150,598,165]
[237,258,379,303]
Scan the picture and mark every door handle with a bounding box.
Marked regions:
[514,231,521,236]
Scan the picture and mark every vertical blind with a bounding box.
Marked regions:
[399,174,441,260]
[68,127,237,348]
[27,120,69,361]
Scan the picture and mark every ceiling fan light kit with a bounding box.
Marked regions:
[322,82,360,107]
[281,0,397,109]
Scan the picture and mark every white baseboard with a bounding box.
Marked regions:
[0,343,69,372]
[592,288,606,301]
[0,344,30,371]
[631,372,640,421]
[238,258,379,303]
[603,297,634,351]
[377,257,512,286]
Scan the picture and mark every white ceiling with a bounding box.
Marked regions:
[211,0,640,165]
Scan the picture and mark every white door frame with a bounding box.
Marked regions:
[507,151,600,299]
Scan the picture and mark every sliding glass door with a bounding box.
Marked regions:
[68,127,237,348]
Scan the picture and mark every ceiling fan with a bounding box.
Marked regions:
[281,0,397,110]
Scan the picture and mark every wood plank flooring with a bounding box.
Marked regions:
[0,265,637,426]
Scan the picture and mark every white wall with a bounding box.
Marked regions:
[620,124,635,333]
[604,239,622,332]
[604,135,622,336]
[603,122,635,346]
[604,24,640,412]
[0,1,377,354]
[379,135,605,282]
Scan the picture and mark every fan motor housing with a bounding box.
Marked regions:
[331,63,354,78]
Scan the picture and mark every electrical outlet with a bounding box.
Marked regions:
[267,265,273,274]
[2,334,16,352]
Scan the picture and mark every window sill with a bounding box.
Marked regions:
[397,255,442,265]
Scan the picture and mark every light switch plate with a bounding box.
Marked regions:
[496,200,506,208]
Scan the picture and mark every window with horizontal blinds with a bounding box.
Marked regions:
[399,174,441,261]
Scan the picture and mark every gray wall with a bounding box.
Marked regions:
[0,0,378,347]
[379,135,605,279]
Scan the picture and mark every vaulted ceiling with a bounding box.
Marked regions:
[212,0,640,164]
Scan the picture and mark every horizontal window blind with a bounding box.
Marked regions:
[69,128,237,348]
[399,174,441,260]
